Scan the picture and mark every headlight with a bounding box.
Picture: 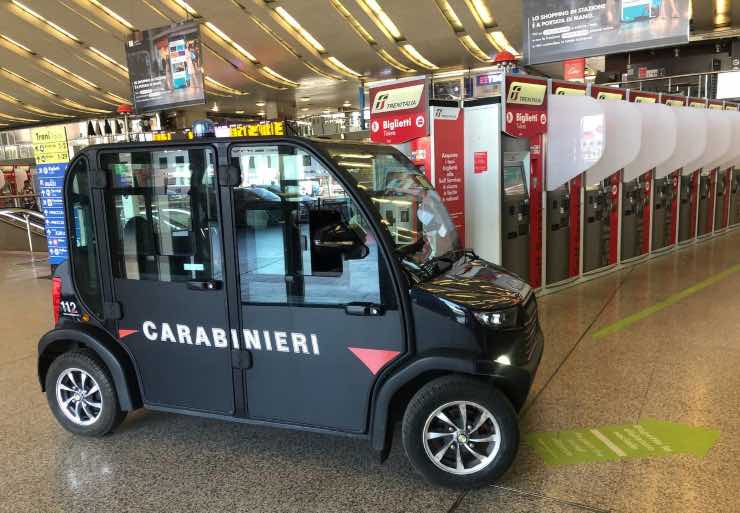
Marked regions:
[474,307,518,328]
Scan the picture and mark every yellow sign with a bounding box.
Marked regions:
[725,104,739,111]
[596,91,624,101]
[31,125,69,164]
[554,86,585,96]
[709,104,724,110]
[230,121,285,138]
[633,96,657,104]
[152,132,173,141]
[690,101,707,109]
[507,82,547,106]
[665,99,685,107]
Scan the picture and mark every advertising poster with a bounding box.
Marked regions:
[523,0,690,65]
[125,21,205,113]
[369,79,429,144]
[31,126,70,265]
[432,106,465,244]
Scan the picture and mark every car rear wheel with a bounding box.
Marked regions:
[46,350,126,437]
[402,376,519,489]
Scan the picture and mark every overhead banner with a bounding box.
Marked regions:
[523,0,691,65]
[125,21,205,113]
[369,79,429,144]
[31,126,70,265]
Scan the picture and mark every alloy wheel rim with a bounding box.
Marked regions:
[55,368,103,426]
[422,400,501,476]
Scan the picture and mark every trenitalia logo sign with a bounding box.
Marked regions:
[507,81,547,105]
[371,83,425,114]
[369,79,429,144]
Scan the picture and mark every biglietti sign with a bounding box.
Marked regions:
[369,79,429,144]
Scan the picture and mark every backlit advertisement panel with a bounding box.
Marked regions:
[125,21,205,113]
[523,0,690,65]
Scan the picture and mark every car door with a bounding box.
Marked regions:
[227,142,405,433]
[99,145,234,414]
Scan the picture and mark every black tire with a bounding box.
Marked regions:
[402,375,519,489]
[45,349,126,437]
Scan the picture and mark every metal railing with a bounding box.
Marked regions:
[600,70,727,98]
[0,207,46,254]
[0,194,39,210]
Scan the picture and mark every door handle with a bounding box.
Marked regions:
[345,303,384,316]
[187,280,223,291]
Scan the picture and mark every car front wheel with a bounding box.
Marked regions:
[402,376,519,489]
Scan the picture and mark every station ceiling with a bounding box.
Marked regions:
[0,0,734,129]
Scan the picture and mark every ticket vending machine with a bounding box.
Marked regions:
[620,98,677,262]
[497,75,549,288]
[697,108,731,239]
[545,93,604,285]
[582,90,641,273]
[713,110,740,232]
[679,99,712,244]
[501,136,531,282]
[652,102,705,252]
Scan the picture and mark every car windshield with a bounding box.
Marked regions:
[322,143,461,267]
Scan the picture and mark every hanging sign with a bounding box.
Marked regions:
[504,75,548,138]
[32,126,70,265]
[369,79,429,144]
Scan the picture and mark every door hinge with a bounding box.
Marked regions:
[90,169,107,189]
[231,349,252,369]
[219,165,241,187]
[102,301,122,320]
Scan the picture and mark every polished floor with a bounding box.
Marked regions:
[2,230,740,513]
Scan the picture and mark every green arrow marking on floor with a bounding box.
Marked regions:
[592,262,740,339]
[524,419,720,466]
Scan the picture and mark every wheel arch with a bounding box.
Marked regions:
[38,326,142,411]
[370,355,487,455]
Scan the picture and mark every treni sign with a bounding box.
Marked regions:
[369,79,429,144]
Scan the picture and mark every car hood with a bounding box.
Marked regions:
[416,257,531,311]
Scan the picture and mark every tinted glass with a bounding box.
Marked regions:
[67,158,103,317]
[231,144,381,306]
[323,145,460,266]
[101,148,221,282]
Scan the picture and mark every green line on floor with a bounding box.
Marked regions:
[592,262,740,340]
[524,419,720,466]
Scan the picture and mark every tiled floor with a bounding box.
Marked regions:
[2,230,740,513]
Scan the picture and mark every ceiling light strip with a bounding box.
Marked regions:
[228,0,343,81]
[356,0,438,70]
[0,111,40,123]
[11,0,82,42]
[262,2,363,79]
[0,91,73,118]
[204,76,249,96]
[330,0,415,73]
[88,47,129,74]
[463,0,520,57]
[87,0,135,30]
[434,0,491,63]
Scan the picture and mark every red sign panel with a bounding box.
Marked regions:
[369,79,429,144]
[609,172,621,264]
[409,136,431,181]
[661,94,687,107]
[563,58,585,82]
[669,170,680,245]
[568,175,582,278]
[504,75,548,138]
[591,86,627,102]
[474,152,488,173]
[433,107,465,244]
[629,91,659,104]
[641,170,653,254]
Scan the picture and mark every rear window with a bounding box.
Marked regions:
[67,157,103,317]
